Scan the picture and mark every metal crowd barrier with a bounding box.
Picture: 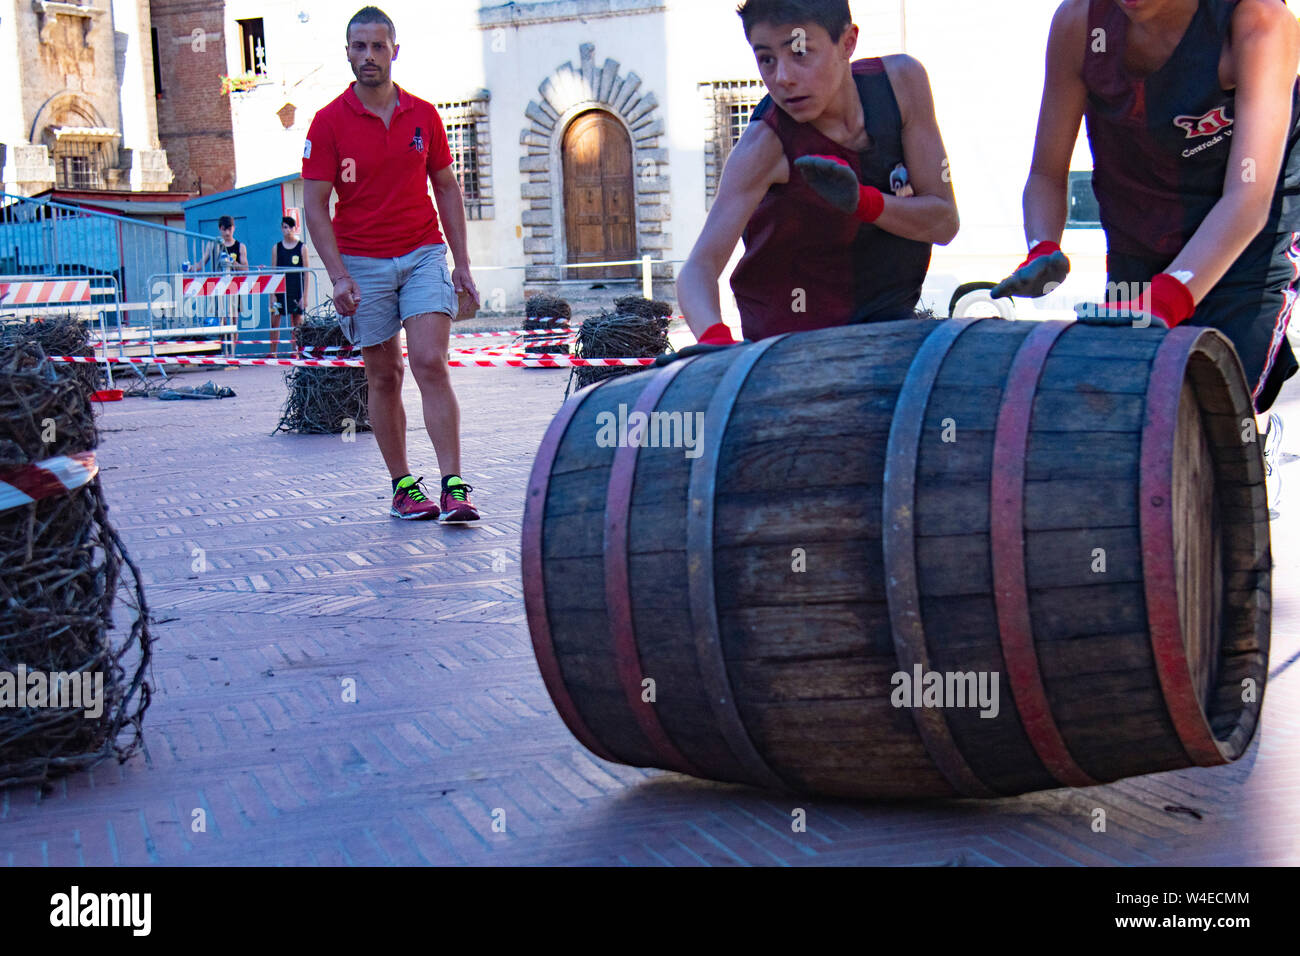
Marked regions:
[0,273,122,387]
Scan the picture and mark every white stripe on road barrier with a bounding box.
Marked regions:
[181,274,287,296]
[0,279,93,306]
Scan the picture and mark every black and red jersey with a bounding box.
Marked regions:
[1083,0,1300,263]
[729,58,932,341]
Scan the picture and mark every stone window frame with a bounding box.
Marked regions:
[518,43,670,283]
[701,79,767,209]
[436,93,494,222]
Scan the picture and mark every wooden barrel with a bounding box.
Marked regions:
[522,319,1270,798]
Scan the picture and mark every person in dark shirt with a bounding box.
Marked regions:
[270,215,310,356]
[673,0,958,357]
[992,0,1300,515]
[214,215,248,272]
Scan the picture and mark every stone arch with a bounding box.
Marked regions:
[519,43,670,282]
[29,92,108,145]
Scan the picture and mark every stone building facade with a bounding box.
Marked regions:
[210,0,878,306]
[0,0,174,196]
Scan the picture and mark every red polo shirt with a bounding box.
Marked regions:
[302,83,454,258]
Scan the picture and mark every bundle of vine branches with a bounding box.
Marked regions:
[0,341,152,789]
[0,314,100,397]
[613,296,674,323]
[524,295,571,329]
[567,298,673,395]
[522,295,572,356]
[274,302,371,435]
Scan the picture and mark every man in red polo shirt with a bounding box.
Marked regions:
[303,5,481,522]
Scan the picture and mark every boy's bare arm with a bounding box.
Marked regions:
[677,121,787,337]
[876,54,959,245]
[1023,0,1089,250]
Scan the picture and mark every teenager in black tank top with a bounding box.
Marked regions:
[994,0,1299,521]
[995,0,1300,420]
[274,240,306,313]
[271,215,309,356]
[215,216,247,271]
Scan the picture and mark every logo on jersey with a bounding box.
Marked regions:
[303,139,312,159]
[410,126,425,153]
[1173,107,1233,139]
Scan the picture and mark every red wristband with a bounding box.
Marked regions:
[697,322,737,346]
[854,185,885,224]
[1018,241,1062,271]
[1150,273,1196,327]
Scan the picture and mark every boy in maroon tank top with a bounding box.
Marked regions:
[671,0,959,357]
[993,0,1300,512]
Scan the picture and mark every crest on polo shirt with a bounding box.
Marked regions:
[1173,107,1233,139]
[410,126,425,153]
[303,139,312,159]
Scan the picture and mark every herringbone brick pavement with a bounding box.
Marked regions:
[1,363,1298,866]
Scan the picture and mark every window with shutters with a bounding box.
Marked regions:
[436,95,493,221]
[701,80,766,208]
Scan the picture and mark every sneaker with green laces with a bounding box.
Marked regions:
[439,476,480,523]
[390,476,440,520]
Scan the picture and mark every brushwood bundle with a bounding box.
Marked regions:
[567,298,672,396]
[274,301,371,435]
[0,341,152,789]
[522,295,572,356]
[0,314,100,397]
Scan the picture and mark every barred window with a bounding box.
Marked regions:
[437,95,493,221]
[701,80,766,208]
[53,140,108,190]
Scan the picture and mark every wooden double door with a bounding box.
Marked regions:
[562,111,637,281]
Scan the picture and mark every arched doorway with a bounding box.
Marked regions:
[562,111,636,280]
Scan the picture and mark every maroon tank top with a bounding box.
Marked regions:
[729,58,932,341]
[1083,0,1300,263]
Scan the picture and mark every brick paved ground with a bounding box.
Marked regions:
[2,361,1299,866]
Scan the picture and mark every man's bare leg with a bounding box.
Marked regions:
[361,332,411,480]
[404,312,462,478]
[270,311,282,355]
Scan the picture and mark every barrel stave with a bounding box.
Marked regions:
[623,358,758,781]
[918,324,1060,794]
[710,324,955,796]
[544,372,683,768]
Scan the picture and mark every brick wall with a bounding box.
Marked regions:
[150,1,236,194]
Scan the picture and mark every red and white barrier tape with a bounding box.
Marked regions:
[0,451,98,513]
[86,335,574,350]
[89,329,575,347]
[48,354,654,369]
